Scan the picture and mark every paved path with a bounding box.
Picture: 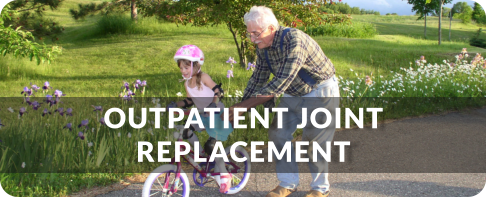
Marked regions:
[98,108,486,197]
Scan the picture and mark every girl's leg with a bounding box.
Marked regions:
[184,128,204,156]
[215,157,231,193]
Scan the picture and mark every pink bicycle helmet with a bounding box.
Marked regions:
[174,45,205,80]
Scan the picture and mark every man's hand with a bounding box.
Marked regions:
[222,105,247,125]
[207,102,217,108]
[220,95,275,125]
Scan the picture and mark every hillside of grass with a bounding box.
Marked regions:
[1,8,486,97]
[1,1,486,196]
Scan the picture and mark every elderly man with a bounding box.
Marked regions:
[223,5,340,197]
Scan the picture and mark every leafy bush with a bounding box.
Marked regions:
[469,28,486,48]
[301,22,377,38]
[95,15,135,35]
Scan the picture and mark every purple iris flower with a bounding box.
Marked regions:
[19,107,26,117]
[78,119,89,129]
[134,83,139,89]
[64,123,72,131]
[31,83,40,91]
[247,62,255,70]
[100,117,106,125]
[54,90,65,98]
[25,97,32,105]
[45,95,56,106]
[66,108,73,116]
[55,108,64,116]
[141,80,147,86]
[136,79,142,85]
[226,57,237,64]
[42,81,51,90]
[127,90,135,96]
[31,101,41,110]
[92,105,102,112]
[77,132,85,140]
[42,108,51,116]
[123,82,130,91]
[122,95,131,101]
[227,70,233,78]
[21,87,33,96]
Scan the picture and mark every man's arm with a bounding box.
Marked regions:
[223,95,274,124]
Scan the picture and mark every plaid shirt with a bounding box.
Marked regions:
[242,26,336,106]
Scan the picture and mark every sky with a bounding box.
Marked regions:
[343,0,483,16]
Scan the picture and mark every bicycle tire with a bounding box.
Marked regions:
[225,146,251,194]
[142,164,190,197]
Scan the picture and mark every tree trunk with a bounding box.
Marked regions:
[438,0,443,45]
[425,14,427,39]
[228,22,245,68]
[449,11,452,41]
[131,0,138,21]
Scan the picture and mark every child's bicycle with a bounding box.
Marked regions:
[142,109,251,197]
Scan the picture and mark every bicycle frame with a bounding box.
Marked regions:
[162,133,243,195]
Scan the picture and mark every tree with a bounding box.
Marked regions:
[472,2,485,23]
[139,0,334,67]
[454,4,473,24]
[69,0,140,21]
[432,7,450,17]
[442,7,451,17]
[451,1,470,17]
[407,0,453,44]
[1,4,62,65]
[351,7,360,14]
[4,0,66,41]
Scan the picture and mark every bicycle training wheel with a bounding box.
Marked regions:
[142,164,190,197]
[224,146,251,194]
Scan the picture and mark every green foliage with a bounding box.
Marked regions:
[454,5,473,24]
[469,28,486,48]
[407,0,453,20]
[318,2,379,15]
[472,2,486,24]
[475,17,486,25]
[321,14,353,25]
[432,7,451,17]
[4,0,66,41]
[302,21,377,38]
[69,0,136,21]
[138,0,332,67]
[95,14,135,35]
[0,5,62,65]
[451,1,471,17]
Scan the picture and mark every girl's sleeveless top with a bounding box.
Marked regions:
[185,81,224,111]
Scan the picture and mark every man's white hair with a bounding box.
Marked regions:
[244,6,279,29]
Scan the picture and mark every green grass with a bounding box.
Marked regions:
[1,1,486,196]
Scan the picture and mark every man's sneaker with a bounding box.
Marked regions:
[266,186,297,197]
[305,190,330,197]
[219,174,232,193]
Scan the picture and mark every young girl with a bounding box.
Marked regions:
[167,45,233,193]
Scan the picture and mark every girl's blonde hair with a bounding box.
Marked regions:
[178,59,203,90]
